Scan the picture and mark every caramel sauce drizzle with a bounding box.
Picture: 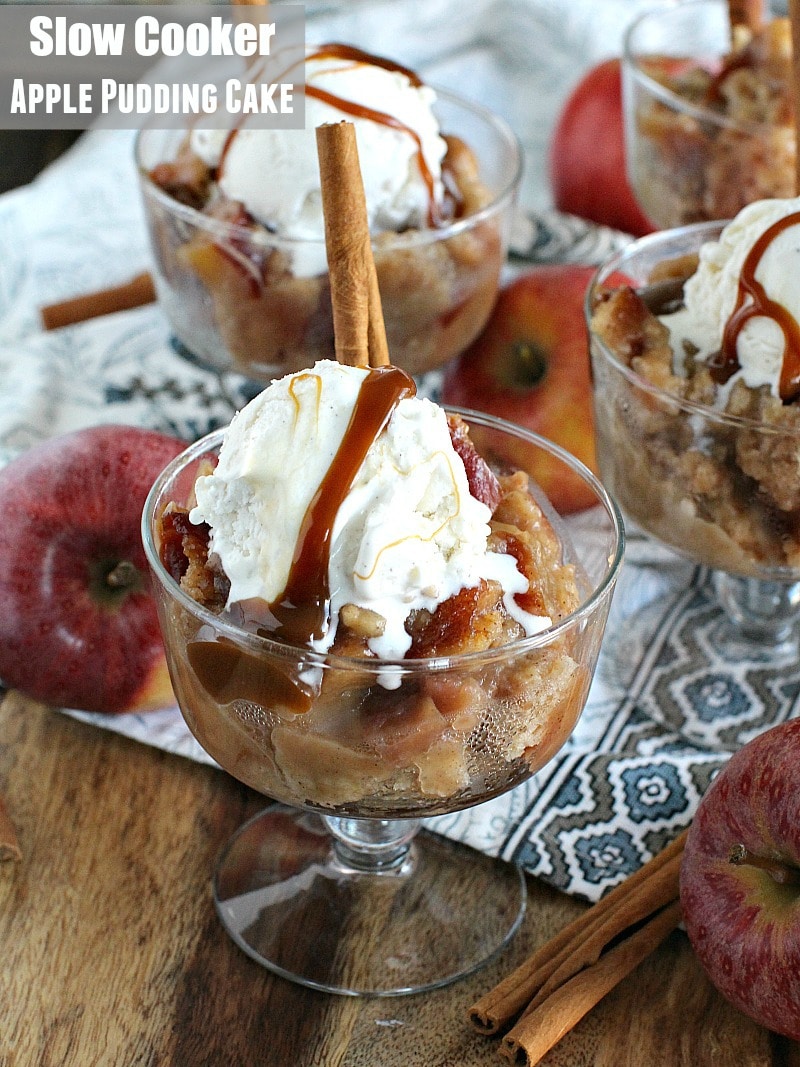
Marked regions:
[217,42,449,227]
[217,126,240,178]
[309,42,422,88]
[306,83,441,223]
[304,44,443,225]
[710,211,800,402]
[250,364,416,646]
[186,366,415,713]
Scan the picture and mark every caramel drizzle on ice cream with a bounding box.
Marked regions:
[246,364,415,646]
[218,43,450,226]
[712,211,800,401]
[190,365,415,713]
[305,44,442,225]
[309,42,423,88]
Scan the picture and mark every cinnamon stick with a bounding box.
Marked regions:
[40,272,156,331]
[499,900,683,1066]
[468,827,687,1035]
[0,793,21,864]
[727,0,764,34]
[790,0,800,195]
[524,849,682,1014]
[316,121,390,369]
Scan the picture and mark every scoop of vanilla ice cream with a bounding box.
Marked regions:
[191,50,447,277]
[660,196,800,395]
[326,390,546,660]
[190,360,549,661]
[190,360,362,608]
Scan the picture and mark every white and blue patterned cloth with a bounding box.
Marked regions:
[3,0,797,902]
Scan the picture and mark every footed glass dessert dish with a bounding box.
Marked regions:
[588,217,800,651]
[136,76,521,382]
[623,0,795,230]
[142,408,622,995]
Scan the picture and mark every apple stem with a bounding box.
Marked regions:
[729,844,800,886]
[106,560,139,590]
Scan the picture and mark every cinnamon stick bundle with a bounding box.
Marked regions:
[316,121,390,369]
[469,828,687,1035]
[468,829,687,1065]
[500,900,682,1066]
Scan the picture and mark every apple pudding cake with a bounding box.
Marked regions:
[589,198,800,578]
[155,400,589,816]
[139,44,514,380]
[631,17,795,227]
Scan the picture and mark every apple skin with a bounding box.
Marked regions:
[440,265,598,514]
[0,425,185,714]
[680,720,800,1040]
[549,58,654,238]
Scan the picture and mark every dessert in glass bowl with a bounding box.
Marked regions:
[623,0,795,229]
[588,196,800,644]
[136,43,521,381]
[142,358,623,994]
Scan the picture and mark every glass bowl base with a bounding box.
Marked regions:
[212,804,526,996]
[712,572,800,653]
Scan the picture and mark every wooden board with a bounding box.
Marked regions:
[1,691,796,1066]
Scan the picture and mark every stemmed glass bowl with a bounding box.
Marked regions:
[622,0,795,230]
[142,409,623,995]
[135,89,521,382]
[587,221,800,650]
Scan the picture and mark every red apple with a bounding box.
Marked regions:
[0,425,185,714]
[680,720,800,1040]
[441,265,598,514]
[549,58,654,237]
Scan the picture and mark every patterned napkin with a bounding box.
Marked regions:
[3,0,797,902]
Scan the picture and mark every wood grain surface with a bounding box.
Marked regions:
[1,689,797,1067]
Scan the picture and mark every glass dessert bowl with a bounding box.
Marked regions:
[623,0,795,230]
[142,391,622,995]
[587,205,800,648]
[135,47,521,382]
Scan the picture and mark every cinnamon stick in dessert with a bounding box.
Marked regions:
[790,0,800,195]
[316,121,391,369]
[468,827,687,1036]
[0,793,21,864]
[727,0,764,34]
[40,272,156,331]
[499,900,682,1066]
